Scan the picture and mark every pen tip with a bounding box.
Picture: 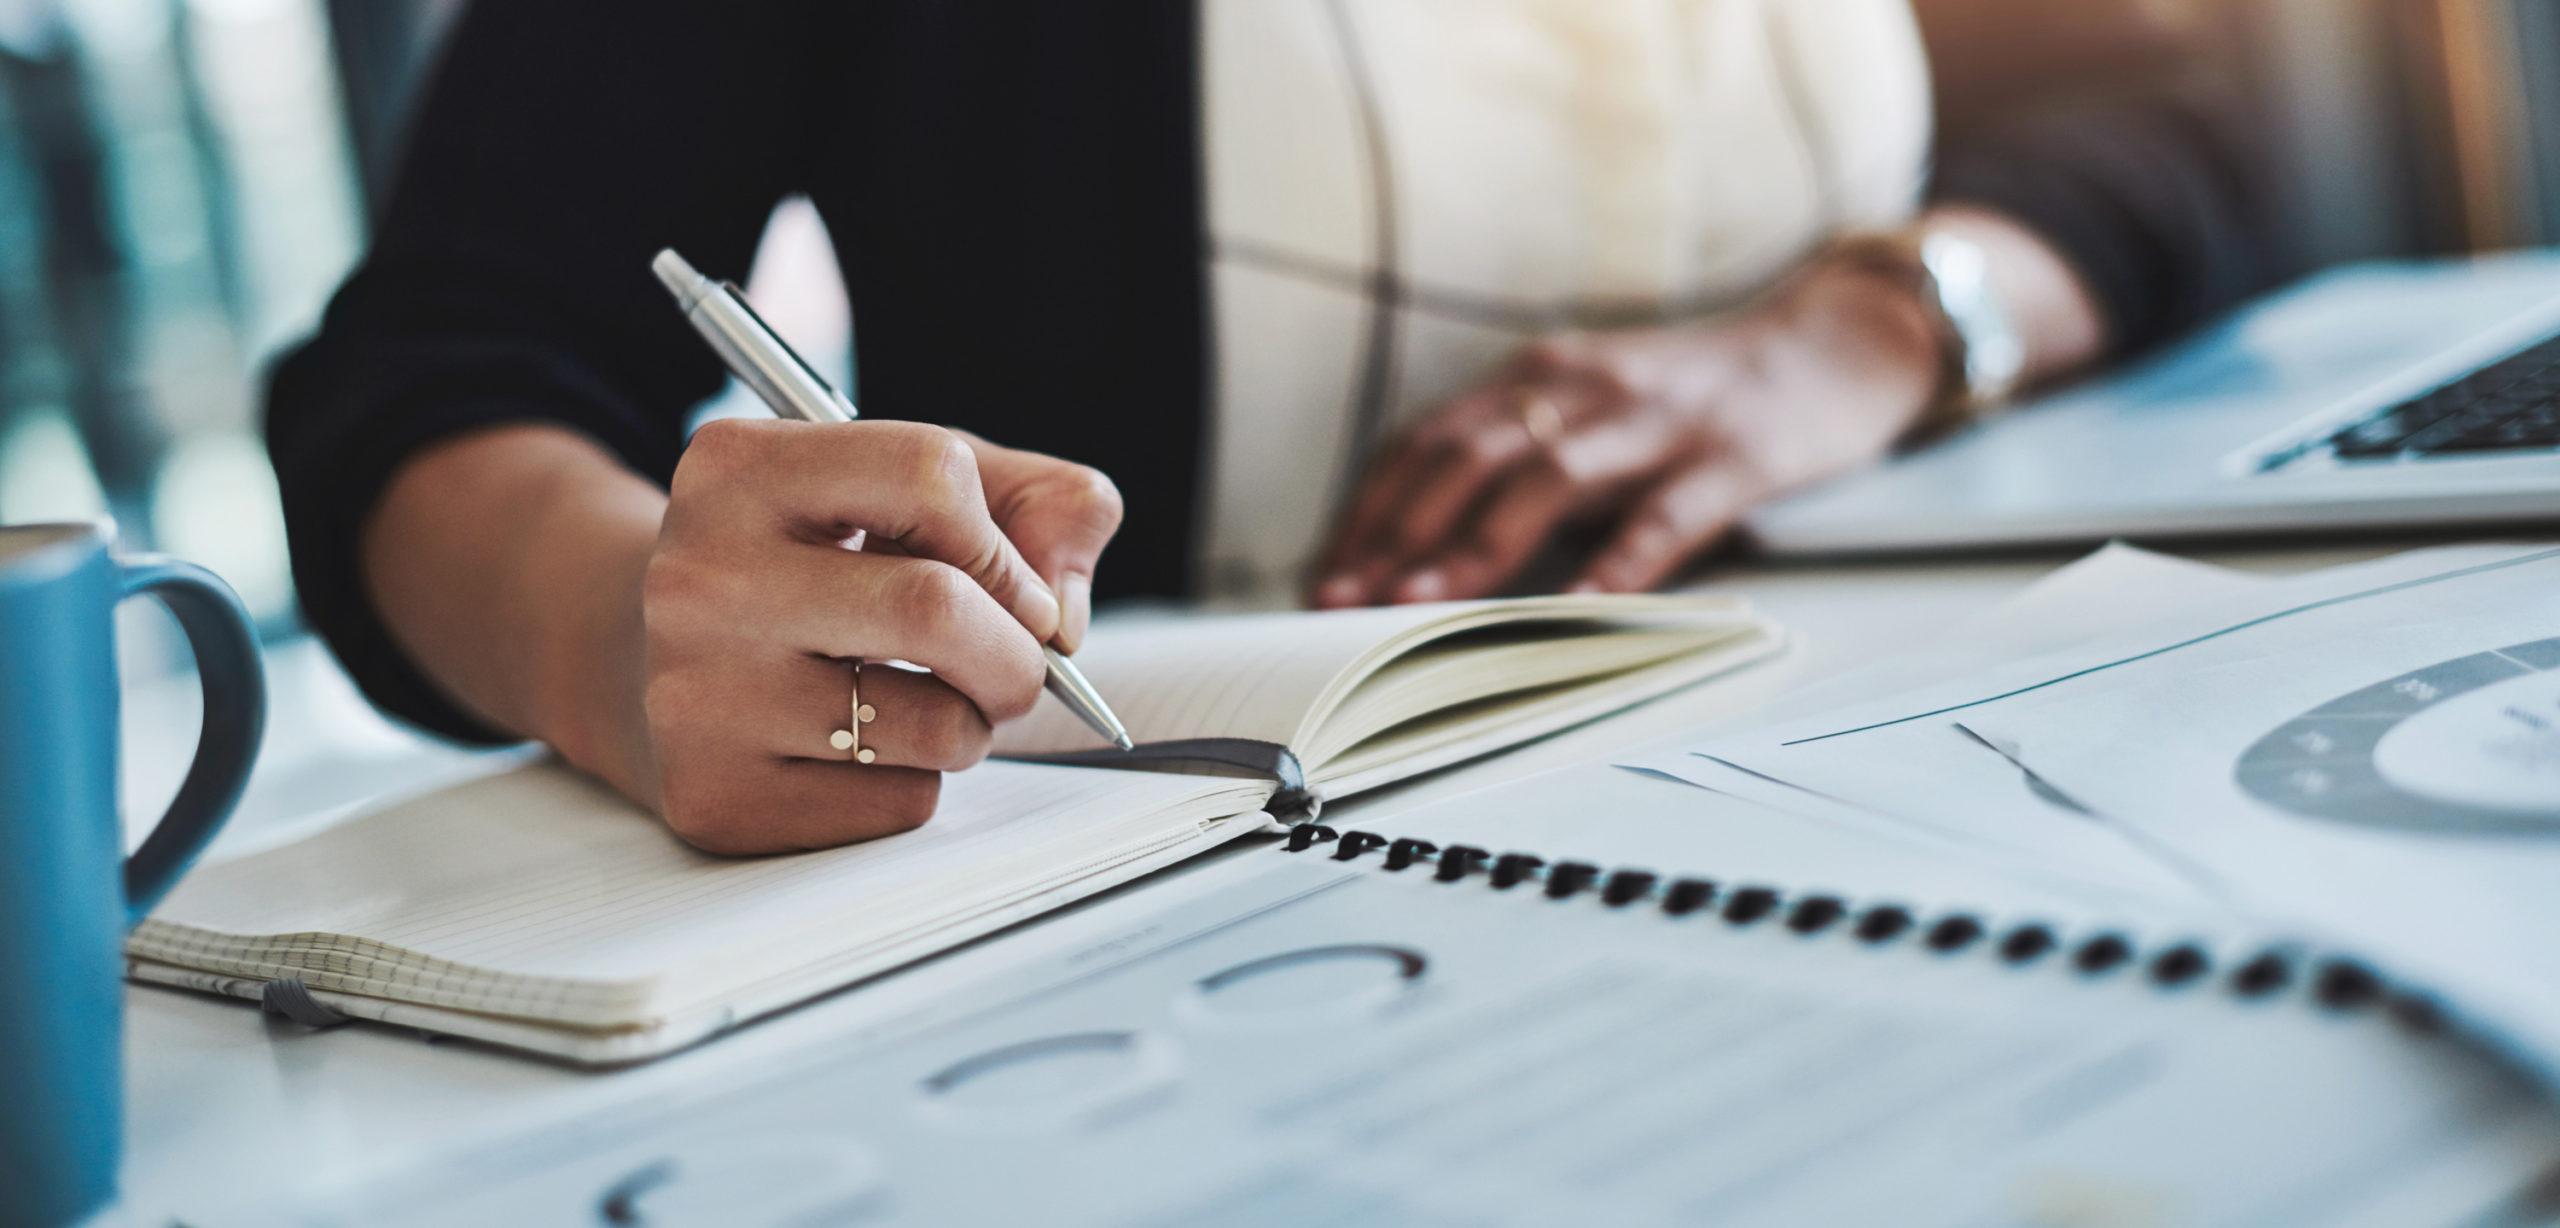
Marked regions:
[1113,734,1136,752]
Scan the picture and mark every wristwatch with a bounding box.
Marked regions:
[1826,228,2028,437]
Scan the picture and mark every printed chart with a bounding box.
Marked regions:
[2235,637,2560,833]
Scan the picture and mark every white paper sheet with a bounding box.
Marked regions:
[302,857,2560,1227]
[1624,543,2283,905]
[1956,544,2560,1066]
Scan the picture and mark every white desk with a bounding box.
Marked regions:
[108,544,2397,1223]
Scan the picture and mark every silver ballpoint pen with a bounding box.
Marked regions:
[651,248,1135,752]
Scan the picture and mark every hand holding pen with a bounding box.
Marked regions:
[653,249,1133,753]
[550,249,1133,855]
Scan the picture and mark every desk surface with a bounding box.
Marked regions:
[108,543,2399,1223]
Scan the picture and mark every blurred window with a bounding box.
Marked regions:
[0,0,378,655]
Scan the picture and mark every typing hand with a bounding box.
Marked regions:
[1309,257,1944,606]
[638,420,1121,852]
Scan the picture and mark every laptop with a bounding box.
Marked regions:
[1747,251,2560,555]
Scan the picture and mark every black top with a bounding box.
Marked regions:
[268,0,2273,743]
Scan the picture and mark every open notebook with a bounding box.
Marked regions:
[991,593,1781,790]
[128,594,1780,1063]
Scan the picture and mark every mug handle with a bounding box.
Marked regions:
[116,557,267,926]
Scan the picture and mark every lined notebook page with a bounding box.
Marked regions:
[134,759,1260,1024]
[993,595,1758,758]
[995,602,1468,756]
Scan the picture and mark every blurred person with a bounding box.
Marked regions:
[269,0,2267,852]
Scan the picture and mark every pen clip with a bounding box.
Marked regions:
[715,279,853,412]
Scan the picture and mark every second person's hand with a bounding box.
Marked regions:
[1310,207,2110,606]
[1310,257,1943,607]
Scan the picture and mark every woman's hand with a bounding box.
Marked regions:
[1312,261,1943,606]
[1310,208,2106,606]
[365,419,1122,856]
[959,428,1126,654]
[636,419,1120,852]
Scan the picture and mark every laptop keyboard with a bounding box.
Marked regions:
[2318,332,2560,461]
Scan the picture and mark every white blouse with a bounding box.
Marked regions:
[1199,0,1932,601]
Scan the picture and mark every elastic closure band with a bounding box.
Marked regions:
[260,977,351,1029]
[1010,737,1319,822]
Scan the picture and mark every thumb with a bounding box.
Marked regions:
[961,529,1065,648]
[958,431,1124,654]
[871,426,1063,645]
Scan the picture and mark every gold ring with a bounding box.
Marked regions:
[1517,391,1565,449]
[829,660,879,764]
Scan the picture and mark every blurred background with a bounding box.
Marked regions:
[2,0,2559,661]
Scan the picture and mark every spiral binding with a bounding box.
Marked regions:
[1279,823,2448,1036]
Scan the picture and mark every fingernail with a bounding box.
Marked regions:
[1314,575,1362,608]
[1565,579,1605,594]
[1394,569,1447,604]
[1058,572,1092,653]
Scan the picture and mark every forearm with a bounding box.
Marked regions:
[362,424,664,805]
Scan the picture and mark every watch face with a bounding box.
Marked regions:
[1918,232,2026,403]
[2234,637,2560,834]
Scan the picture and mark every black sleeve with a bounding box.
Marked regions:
[265,1,827,742]
[1915,0,2277,358]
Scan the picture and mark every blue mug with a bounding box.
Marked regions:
[0,522,264,1227]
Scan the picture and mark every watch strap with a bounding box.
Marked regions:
[1823,229,2027,438]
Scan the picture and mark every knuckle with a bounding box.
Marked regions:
[904,559,985,626]
[1626,509,1683,546]
[1391,516,1443,555]
[899,425,981,511]
[1455,430,1511,469]
[676,418,759,489]
[1689,416,1742,452]
[966,633,1047,725]
[982,655,1045,725]
[1516,338,1574,374]
[1463,524,1534,571]
[1581,362,1639,404]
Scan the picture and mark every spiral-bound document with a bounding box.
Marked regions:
[306,829,2560,1227]
[125,594,1779,1063]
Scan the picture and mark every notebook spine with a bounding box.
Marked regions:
[1278,824,2446,1035]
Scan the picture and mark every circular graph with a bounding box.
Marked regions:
[912,1030,1180,1133]
[2235,636,2560,834]
[1176,943,1428,1031]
